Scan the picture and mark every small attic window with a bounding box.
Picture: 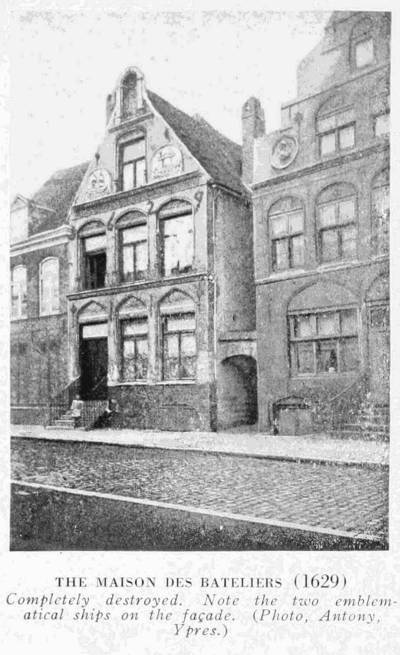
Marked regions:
[350,17,375,69]
[122,73,137,118]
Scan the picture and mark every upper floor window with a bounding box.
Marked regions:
[374,110,390,137]
[289,308,359,376]
[11,265,27,319]
[121,73,137,118]
[317,97,355,157]
[159,200,194,276]
[269,197,304,272]
[351,17,374,69]
[119,138,146,191]
[81,228,107,290]
[372,169,389,256]
[117,213,148,283]
[40,258,59,315]
[317,184,357,264]
[120,317,148,381]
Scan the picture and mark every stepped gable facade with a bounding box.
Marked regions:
[245,11,390,434]
[66,67,256,431]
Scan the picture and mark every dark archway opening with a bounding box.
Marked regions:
[218,355,258,430]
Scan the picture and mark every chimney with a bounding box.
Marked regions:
[106,92,116,125]
[241,97,265,184]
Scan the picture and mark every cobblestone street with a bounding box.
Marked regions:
[11,437,388,539]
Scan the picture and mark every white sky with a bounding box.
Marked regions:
[10,8,328,198]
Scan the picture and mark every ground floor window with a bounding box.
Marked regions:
[289,308,359,375]
[120,318,148,381]
[162,312,196,380]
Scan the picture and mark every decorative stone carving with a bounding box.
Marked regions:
[83,167,113,201]
[271,135,299,170]
[151,145,183,180]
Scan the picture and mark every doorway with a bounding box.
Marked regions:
[218,355,258,429]
[79,323,108,400]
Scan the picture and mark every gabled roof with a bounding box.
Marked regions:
[147,91,244,194]
[30,161,89,234]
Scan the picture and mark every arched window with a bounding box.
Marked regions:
[118,298,148,382]
[40,258,59,315]
[116,212,148,283]
[269,197,304,272]
[159,200,194,276]
[372,170,389,255]
[160,291,196,380]
[316,96,355,156]
[317,183,357,263]
[288,283,359,376]
[351,17,374,69]
[11,265,27,319]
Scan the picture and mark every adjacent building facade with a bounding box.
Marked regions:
[247,11,390,434]
[10,164,88,424]
[10,11,390,437]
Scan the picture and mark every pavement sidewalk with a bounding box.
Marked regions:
[11,424,389,466]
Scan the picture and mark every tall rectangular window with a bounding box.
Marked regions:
[270,208,304,271]
[355,38,374,68]
[83,234,107,290]
[160,207,194,276]
[121,318,148,381]
[120,138,146,191]
[11,266,27,319]
[120,224,148,282]
[318,196,357,263]
[162,312,196,380]
[40,258,59,315]
[290,308,359,376]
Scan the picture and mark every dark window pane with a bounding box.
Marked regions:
[321,229,340,261]
[295,342,315,374]
[340,337,359,371]
[317,340,338,373]
[370,306,389,329]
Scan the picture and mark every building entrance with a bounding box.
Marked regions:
[79,323,108,400]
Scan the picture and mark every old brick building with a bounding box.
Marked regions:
[10,163,88,423]
[57,68,256,431]
[246,11,390,434]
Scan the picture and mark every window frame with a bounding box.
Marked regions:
[269,202,305,273]
[81,230,107,291]
[317,117,356,157]
[289,307,360,377]
[119,316,149,382]
[317,189,358,264]
[373,110,390,138]
[118,221,148,283]
[354,36,375,69]
[39,257,60,316]
[11,265,27,320]
[119,137,146,191]
[159,202,194,277]
[161,311,196,381]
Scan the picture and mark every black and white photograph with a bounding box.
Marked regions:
[8,7,391,554]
